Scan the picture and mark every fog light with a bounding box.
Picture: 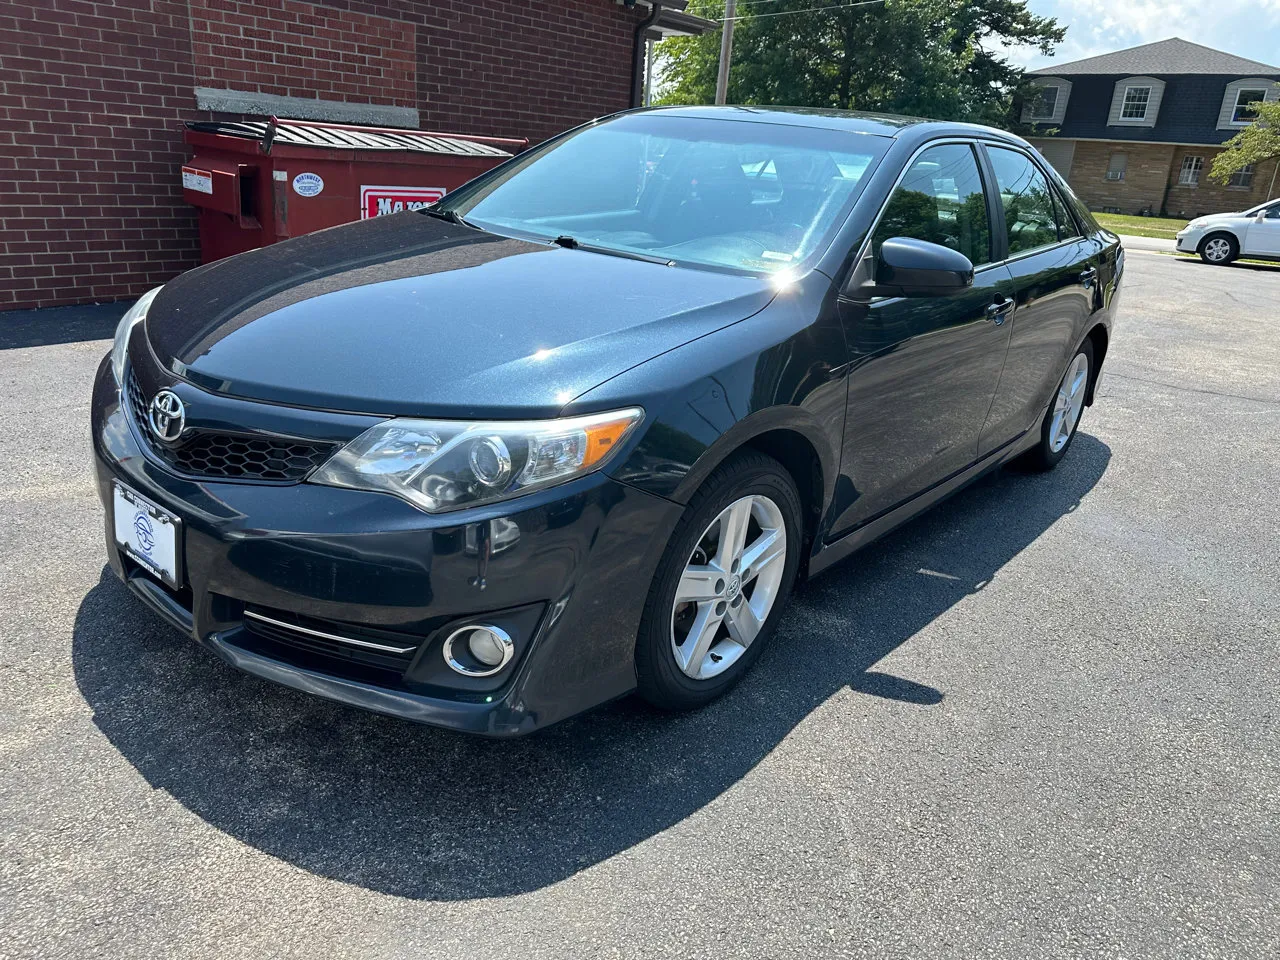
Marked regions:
[443,624,514,677]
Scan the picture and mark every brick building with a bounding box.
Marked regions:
[0,0,712,311]
[1023,38,1280,219]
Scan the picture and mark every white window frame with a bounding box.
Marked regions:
[1178,156,1204,187]
[1105,153,1127,181]
[1231,88,1268,124]
[1120,86,1152,121]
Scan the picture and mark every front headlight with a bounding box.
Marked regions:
[110,286,163,385]
[310,408,644,513]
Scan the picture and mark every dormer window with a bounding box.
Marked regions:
[1021,77,1071,125]
[1121,86,1151,120]
[1232,88,1267,123]
[1109,76,1164,127]
[1219,79,1279,129]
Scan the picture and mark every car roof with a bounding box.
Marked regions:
[633,105,1031,146]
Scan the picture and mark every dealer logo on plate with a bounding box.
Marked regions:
[133,511,155,554]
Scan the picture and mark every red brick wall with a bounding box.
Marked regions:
[190,0,417,109]
[0,0,203,310]
[0,0,642,311]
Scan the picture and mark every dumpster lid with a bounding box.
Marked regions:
[185,119,517,158]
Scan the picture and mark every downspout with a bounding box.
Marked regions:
[631,2,663,108]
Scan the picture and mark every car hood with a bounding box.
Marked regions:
[144,213,778,417]
[1186,213,1243,228]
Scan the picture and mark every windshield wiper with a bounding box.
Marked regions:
[551,235,674,266]
[423,207,475,228]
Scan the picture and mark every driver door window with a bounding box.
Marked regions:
[872,143,992,266]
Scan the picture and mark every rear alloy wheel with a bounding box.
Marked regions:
[1022,338,1094,472]
[636,451,801,711]
[1199,233,1238,265]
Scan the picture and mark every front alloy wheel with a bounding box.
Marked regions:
[636,451,802,711]
[671,495,788,680]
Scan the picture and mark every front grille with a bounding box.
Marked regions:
[164,432,335,481]
[125,365,149,423]
[126,368,336,482]
[241,606,422,677]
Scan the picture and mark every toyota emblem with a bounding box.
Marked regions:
[148,389,186,443]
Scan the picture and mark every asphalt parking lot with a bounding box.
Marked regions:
[1,251,1277,959]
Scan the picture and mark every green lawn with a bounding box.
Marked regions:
[1093,212,1188,239]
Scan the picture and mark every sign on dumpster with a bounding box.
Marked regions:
[181,166,213,195]
[360,185,447,219]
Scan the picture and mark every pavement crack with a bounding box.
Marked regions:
[1106,371,1279,406]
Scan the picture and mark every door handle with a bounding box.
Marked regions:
[986,296,1014,325]
[1079,267,1098,288]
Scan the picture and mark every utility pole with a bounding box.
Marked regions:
[715,0,737,105]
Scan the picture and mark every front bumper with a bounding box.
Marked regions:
[90,358,683,735]
[1175,228,1201,253]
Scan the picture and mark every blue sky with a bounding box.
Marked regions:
[1012,0,1280,71]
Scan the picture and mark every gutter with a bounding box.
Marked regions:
[631,2,663,108]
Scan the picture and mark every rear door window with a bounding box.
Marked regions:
[1049,186,1081,240]
[987,146,1062,255]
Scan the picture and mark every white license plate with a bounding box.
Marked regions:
[113,483,181,587]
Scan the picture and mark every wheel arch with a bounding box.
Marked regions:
[1084,322,1109,405]
[670,412,835,579]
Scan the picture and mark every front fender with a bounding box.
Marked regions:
[565,271,845,518]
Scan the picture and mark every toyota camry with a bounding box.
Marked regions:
[92,106,1123,736]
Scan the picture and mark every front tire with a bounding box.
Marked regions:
[1022,338,1094,472]
[1199,232,1238,265]
[635,451,802,711]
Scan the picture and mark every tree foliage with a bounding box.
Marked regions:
[656,0,1064,128]
[1209,96,1280,185]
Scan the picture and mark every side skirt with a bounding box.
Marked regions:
[806,431,1036,579]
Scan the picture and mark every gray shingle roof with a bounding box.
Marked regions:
[1030,37,1280,77]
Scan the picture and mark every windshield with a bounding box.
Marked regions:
[1244,198,1280,216]
[434,114,888,275]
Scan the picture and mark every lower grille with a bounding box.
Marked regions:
[241,606,423,675]
[125,367,336,482]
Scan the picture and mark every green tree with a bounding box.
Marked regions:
[1209,96,1280,185]
[656,0,1064,128]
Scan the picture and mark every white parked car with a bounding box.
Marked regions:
[1176,198,1280,265]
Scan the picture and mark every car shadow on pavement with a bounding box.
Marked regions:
[72,434,1110,901]
[0,302,127,350]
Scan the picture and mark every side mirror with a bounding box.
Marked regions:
[1258,211,1268,223]
[872,237,974,298]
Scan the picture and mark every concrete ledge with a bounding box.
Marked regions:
[194,87,419,129]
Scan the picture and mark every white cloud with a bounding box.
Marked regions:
[1009,0,1280,71]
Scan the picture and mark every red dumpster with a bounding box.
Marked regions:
[180,118,528,263]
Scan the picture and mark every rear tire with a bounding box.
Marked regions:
[1021,338,1094,472]
[635,451,802,712]
[1198,232,1238,265]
